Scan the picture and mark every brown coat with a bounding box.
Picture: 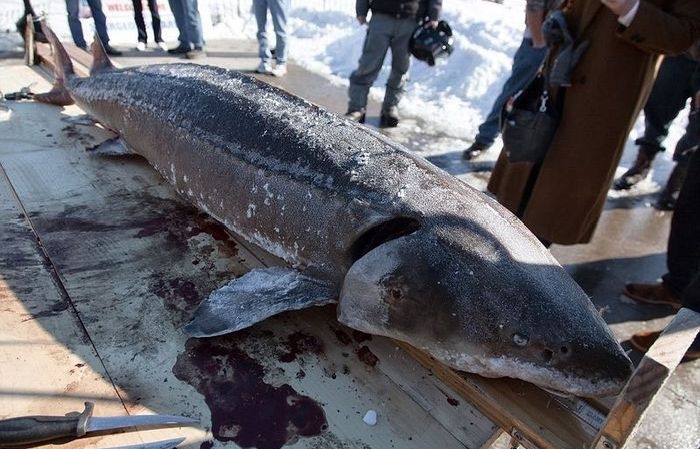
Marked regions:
[487,0,700,245]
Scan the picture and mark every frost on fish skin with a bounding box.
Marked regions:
[70,62,632,396]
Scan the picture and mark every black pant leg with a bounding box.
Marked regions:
[663,149,700,300]
[132,0,147,43]
[637,56,697,153]
[147,0,162,42]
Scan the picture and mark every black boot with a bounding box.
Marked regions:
[613,145,658,190]
[379,106,399,128]
[655,157,690,210]
[462,142,489,160]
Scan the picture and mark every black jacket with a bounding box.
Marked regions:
[356,0,442,21]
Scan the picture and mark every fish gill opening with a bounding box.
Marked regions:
[349,217,421,262]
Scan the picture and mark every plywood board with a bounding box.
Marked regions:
[0,62,497,449]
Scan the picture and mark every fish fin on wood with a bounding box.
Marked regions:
[61,114,97,126]
[183,267,337,337]
[86,136,136,156]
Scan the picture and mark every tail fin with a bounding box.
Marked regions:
[34,21,75,106]
[90,33,116,75]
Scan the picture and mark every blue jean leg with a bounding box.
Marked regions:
[65,0,109,47]
[65,0,86,48]
[475,38,547,147]
[268,0,289,64]
[253,0,271,62]
[86,0,109,45]
[183,0,203,49]
[168,0,190,46]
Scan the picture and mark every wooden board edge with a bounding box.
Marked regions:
[591,308,700,449]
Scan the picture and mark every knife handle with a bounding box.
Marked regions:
[0,402,94,447]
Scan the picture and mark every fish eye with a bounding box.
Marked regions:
[512,333,529,347]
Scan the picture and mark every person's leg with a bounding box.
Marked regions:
[266,0,288,75]
[268,0,289,64]
[656,104,699,210]
[65,0,87,48]
[167,0,190,51]
[475,38,548,148]
[380,17,416,125]
[183,0,204,50]
[347,14,392,114]
[131,0,147,44]
[638,56,696,151]
[268,0,289,65]
[253,0,272,63]
[147,0,163,43]
[615,56,696,190]
[86,0,110,45]
[663,149,700,297]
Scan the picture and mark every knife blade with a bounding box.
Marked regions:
[0,402,199,447]
[103,437,187,449]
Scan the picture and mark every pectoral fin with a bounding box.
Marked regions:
[183,267,337,337]
[86,136,135,156]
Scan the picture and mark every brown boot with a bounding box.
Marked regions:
[622,283,682,309]
[613,146,657,190]
[630,330,700,361]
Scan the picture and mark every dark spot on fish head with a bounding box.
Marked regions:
[379,274,405,306]
[446,397,459,406]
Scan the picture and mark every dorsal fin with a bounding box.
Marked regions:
[90,32,116,75]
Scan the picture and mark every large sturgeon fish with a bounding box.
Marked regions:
[36,24,632,397]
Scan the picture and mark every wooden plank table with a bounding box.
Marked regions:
[2,35,697,449]
[0,59,500,449]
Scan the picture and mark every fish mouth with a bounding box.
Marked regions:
[432,349,630,397]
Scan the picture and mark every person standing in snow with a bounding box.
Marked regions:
[345,0,442,128]
[463,0,562,160]
[487,0,700,246]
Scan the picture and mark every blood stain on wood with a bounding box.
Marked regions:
[174,338,328,449]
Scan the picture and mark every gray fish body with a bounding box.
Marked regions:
[60,60,631,396]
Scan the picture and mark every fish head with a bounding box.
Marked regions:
[337,222,632,397]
